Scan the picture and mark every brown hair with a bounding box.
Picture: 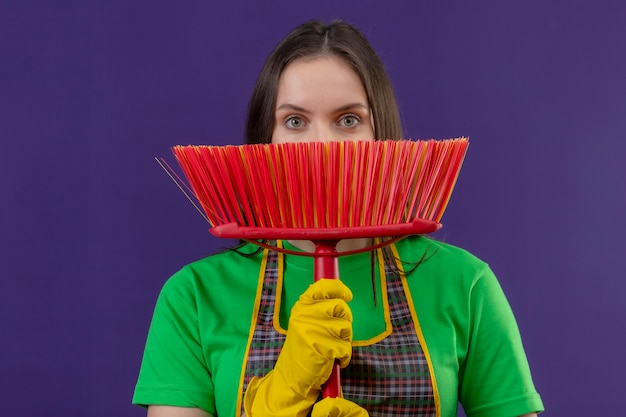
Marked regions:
[245,20,403,144]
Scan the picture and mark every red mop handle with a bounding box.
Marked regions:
[314,241,342,399]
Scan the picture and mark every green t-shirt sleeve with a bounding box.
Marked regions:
[459,265,544,417]
[133,268,216,414]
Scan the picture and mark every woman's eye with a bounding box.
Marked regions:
[285,116,304,129]
[338,114,360,128]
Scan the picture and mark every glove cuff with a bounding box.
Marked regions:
[244,372,319,417]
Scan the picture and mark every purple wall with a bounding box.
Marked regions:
[1,1,624,416]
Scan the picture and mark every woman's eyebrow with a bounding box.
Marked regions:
[334,103,369,112]
[275,103,308,112]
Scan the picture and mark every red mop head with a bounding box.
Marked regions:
[164,138,469,241]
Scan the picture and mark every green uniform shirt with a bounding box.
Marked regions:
[133,236,543,416]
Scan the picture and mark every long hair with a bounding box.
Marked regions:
[238,21,421,294]
[245,20,403,144]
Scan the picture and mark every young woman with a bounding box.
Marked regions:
[133,20,544,417]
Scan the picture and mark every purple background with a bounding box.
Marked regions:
[1,1,624,416]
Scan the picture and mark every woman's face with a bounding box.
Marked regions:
[271,55,375,144]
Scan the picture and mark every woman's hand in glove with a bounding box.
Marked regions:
[244,279,354,417]
[311,397,369,417]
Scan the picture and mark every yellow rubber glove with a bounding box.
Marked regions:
[311,397,370,417]
[244,279,354,417]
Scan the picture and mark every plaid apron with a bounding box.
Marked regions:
[240,248,436,416]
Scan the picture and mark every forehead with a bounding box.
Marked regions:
[276,55,368,107]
